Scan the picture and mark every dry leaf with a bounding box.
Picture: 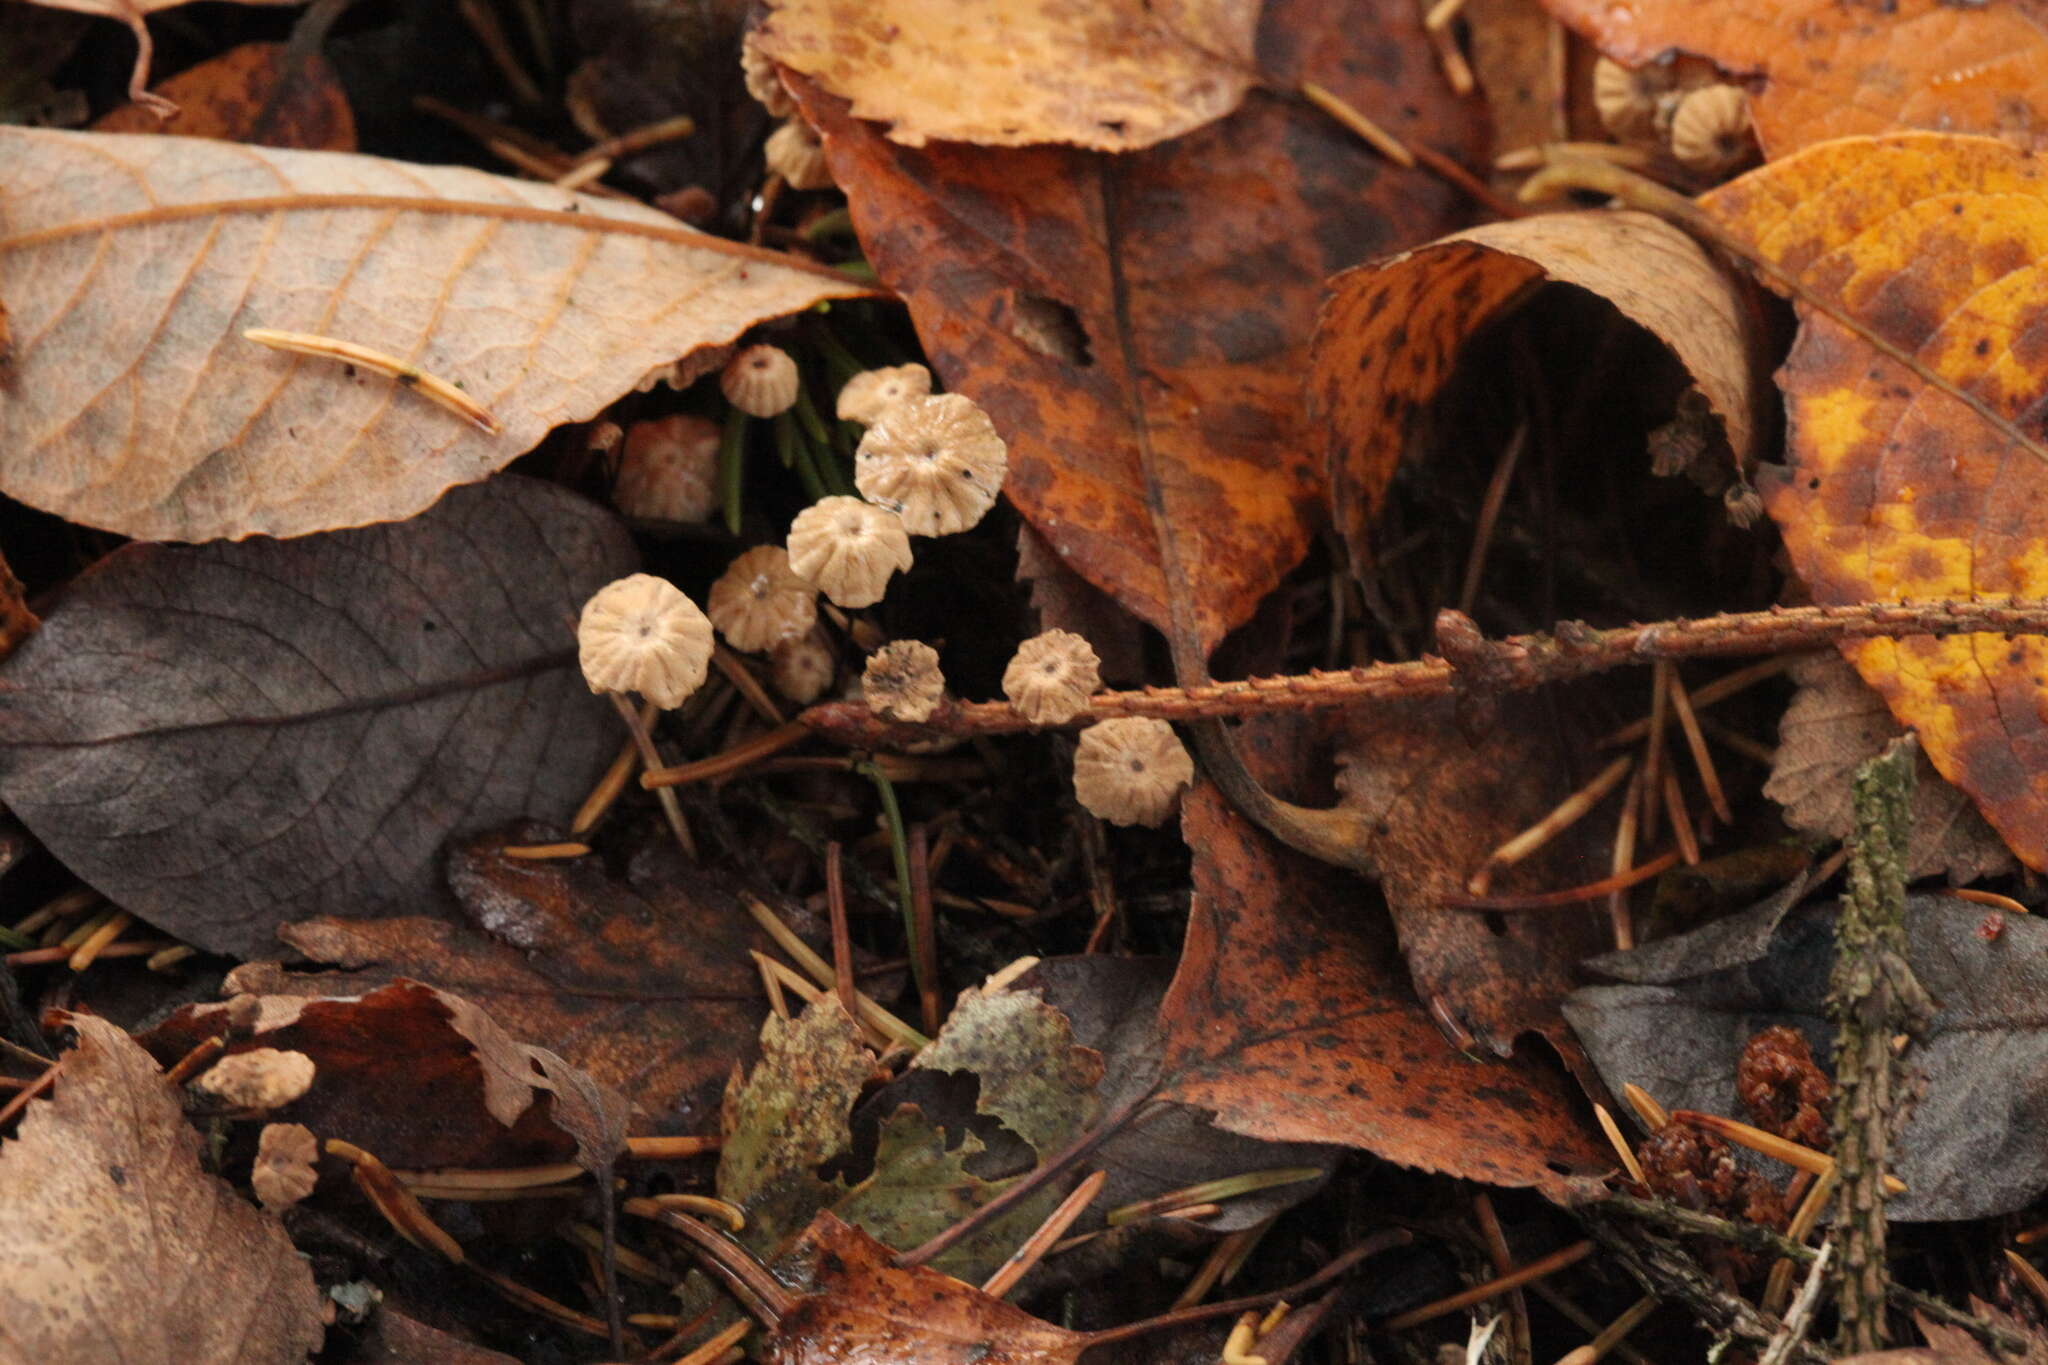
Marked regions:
[1154,782,1609,1193]
[1312,209,1765,565]
[755,0,1259,151]
[223,827,781,1132]
[766,1213,1088,1365]
[0,478,634,957]
[93,41,357,150]
[1542,0,2048,158]
[18,0,301,112]
[0,127,872,541]
[142,980,617,1171]
[1466,0,1568,167]
[1765,652,2017,884]
[791,0,1481,653]
[1701,131,2048,867]
[350,1308,523,1364]
[0,1015,324,1364]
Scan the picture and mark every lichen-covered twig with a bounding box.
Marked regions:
[799,598,2048,746]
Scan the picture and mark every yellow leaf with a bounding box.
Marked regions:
[0,129,872,542]
[1703,131,2048,866]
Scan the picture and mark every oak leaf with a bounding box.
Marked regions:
[1312,209,1765,565]
[791,0,1481,654]
[1542,0,2048,158]
[755,0,1258,152]
[0,128,872,541]
[0,478,634,957]
[0,1015,325,1364]
[1700,131,2048,867]
[92,41,356,150]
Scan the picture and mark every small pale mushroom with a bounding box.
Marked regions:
[787,495,913,608]
[707,545,818,653]
[191,1048,317,1111]
[1669,84,1753,177]
[770,628,837,704]
[765,117,834,191]
[855,393,1008,536]
[1002,629,1101,725]
[578,573,715,709]
[1591,56,1664,145]
[1072,718,1194,828]
[614,414,721,523]
[721,343,802,418]
[252,1122,320,1212]
[836,363,932,426]
[863,639,944,722]
[741,31,796,117]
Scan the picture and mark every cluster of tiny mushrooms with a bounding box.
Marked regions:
[580,346,1197,829]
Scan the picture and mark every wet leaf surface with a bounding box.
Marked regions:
[0,1015,325,1364]
[1702,132,2048,867]
[0,128,872,540]
[0,478,634,957]
[793,0,1481,653]
[1568,893,2048,1220]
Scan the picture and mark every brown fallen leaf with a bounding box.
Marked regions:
[223,826,778,1131]
[0,1015,325,1364]
[1542,0,2048,158]
[1465,0,1568,164]
[1312,209,1766,566]
[142,979,621,1171]
[1153,780,1609,1193]
[17,0,300,114]
[92,41,357,150]
[765,1213,1089,1365]
[0,478,633,958]
[1765,652,2017,885]
[1700,131,2048,867]
[0,128,873,541]
[755,0,1259,151]
[347,1308,522,1365]
[792,0,1481,654]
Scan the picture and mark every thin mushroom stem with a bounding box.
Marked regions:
[608,692,696,857]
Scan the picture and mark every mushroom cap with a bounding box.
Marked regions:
[578,573,715,709]
[1591,56,1663,144]
[615,414,721,523]
[253,1122,320,1212]
[1072,718,1194,828]
[1669,84,1752,176]
[836,363,933,426]
[192,1047,317,1111]
[863,639,944,723]
[770,628,837,704]
[708,545,818,653]
[721,344,802,418]
[856,393,1008,536]
[765,117,834,191]
[741,32,796,117]
[787,496,914,608]
[1002,629,1101,725]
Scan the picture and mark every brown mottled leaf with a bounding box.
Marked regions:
[1153,782,1609,1193]
[766,1214,1087,1365]
[219,827,778,1131]
[0,127,872,541]
[0,478,633,958]
[0,1016,324,1364]
[1700,131,2048,867]
[93,41,357,150]
[1765,652,2017,885]
[793,0,1481,653]
[349,1309,522,1365]
[757,0,1258,151]
[141,980,616,1170]
[1543,0,2048,158]
[1312,209,1764,564]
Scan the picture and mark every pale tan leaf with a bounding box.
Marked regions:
[0,128,872,541]
[755,0,1259,150]
[0,1015,324,1365]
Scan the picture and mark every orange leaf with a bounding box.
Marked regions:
[1701,131,2048,866]
[792,0,1481,655]
[1544,0,2048,158]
